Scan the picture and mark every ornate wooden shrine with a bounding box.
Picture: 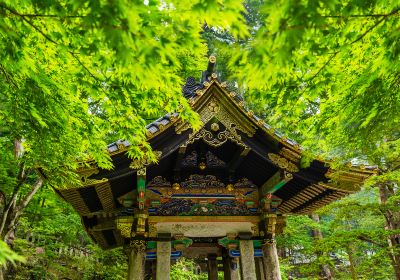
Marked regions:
[56,57,376,280]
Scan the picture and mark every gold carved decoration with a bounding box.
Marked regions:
[176,89,257,141]
[186,128,246,148]
[275,215,287,235]
[201,97,255,138]
[279,147,301,163]
[130,240,147,252]
[146,175,259,201]
[80,177,108,187]
[116,217,133,238]
[135,213,148,234]
[137,168,146,176]
[75,164,108,187]
[211,122,220,132]
[148,223,157,238]
[268,153,299,173]
[130,151,162,170]
[263,213,277,235]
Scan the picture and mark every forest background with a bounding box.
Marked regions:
[0,0,399,279]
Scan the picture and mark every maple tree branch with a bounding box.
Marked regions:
[18,14,84,18]
[16,176,44,214]
[302,7,400,91]
[0,3,103,86]
[323,13,395,18]
[357,235,387,248]
[0,63,19,89]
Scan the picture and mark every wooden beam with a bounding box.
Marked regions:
[174,146,187,180]
[228,147,250,178]
[60,189,90,215]
[261,171,293,195]
[278,185,326,213]
[89,219,116,232]
[95,182,116,211]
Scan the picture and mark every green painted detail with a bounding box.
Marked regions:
[253,240,263,248]
[148,239,194,250]
[265,181,286,193]
[137,178,146,192]
[269,181,287,193]
[151,200,161,206]
[218,237,239,248]
[245,201,255,206]
[219,237,263,249]
[147,241,157,249]
[172,238,193,249]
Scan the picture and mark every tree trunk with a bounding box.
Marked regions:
[379,184,400,280]
[0,267,4,280]
[310,213,333,280]
[346,245,357,280]
[0,177,43,279]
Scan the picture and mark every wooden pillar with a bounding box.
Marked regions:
[263,243,281,280]
[223,252,231,280]
[145,260,152,279]
[208,254,218,280]
[127,241,146,280]
[223,252,240,280]
[230,258,240,280]
[255,257,265,280]
[239,240,257,280]
[151,261,157,280]
[157,241,171,280]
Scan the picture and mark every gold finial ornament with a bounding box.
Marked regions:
[172,183,181,190]
[209,55,216,63]
[211,73,218,79]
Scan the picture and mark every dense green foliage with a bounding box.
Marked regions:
[278,188,395,279]
[0,0,399,279]
[171,258,209,280]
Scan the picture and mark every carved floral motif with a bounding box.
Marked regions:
[268,153,299,173]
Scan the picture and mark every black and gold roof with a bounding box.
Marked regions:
[55,57,377,249]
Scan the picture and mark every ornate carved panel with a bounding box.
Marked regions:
[181,151,226,167]
[151,199,257,216]
[180,174,225,189]
[206,151,226,167]
[182,151,198,166]
[146,175,259,217]
[180,94,256,148]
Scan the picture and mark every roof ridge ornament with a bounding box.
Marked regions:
[182,56,217,99]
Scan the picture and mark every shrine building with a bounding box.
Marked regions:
[55,57,375,280]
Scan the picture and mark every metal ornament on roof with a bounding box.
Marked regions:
[182,77,203,99]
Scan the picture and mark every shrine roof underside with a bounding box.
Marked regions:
[55,58,377,249]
